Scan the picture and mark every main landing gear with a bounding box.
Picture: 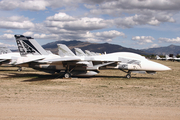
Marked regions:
[125,71,131,79]
[62,65,75,79]
[64,72,71,79]
[17,67,22,72]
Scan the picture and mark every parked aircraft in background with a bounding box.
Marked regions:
[165,55,174,61]
[155,55,166,60]
[156,54,180,62]
[0,47,12,54]
[0,47,21,67]
[173,55,180,61]
[166,54,180,62]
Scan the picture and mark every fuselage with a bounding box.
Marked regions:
[14,52,171,76]
[82,52,171,72]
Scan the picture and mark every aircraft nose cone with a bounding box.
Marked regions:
[159,64,171,71]
[150,61,171,71]
[141,60,171,71]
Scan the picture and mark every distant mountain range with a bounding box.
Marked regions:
[42,40,149,55]
[42,40,180,55]
[12,40,180,55]
[142,45,180,55]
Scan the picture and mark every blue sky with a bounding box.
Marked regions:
[1,0,180,50]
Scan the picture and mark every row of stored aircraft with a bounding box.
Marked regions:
[0,35,171,79]
[156,55,180,61]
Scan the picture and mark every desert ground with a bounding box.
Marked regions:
[0,60,180,120]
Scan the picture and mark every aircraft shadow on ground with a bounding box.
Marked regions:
[0,69,21,72]
[5,72,157,82]
[5,73,59,82]
[0,69,36,72]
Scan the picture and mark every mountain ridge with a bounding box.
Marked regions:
[42,40,149,55]
[142,44,180,55]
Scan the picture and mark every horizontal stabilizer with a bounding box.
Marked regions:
[15,56,45,65]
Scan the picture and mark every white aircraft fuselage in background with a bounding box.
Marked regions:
[0,52,20,65]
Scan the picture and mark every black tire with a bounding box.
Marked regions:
[17,68,22,72]
[126,74,131,79]
[64,72,71,78]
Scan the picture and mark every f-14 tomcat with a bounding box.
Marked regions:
[14,35,171,78]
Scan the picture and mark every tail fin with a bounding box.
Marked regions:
[74,48,87,56]
[156,55,160,59]
[165,55,169,59]
[14,35,48,56]
[57,44,75,57]
[90,52,97,56]
[46,50,53,55]
[85,50,93,56]
[0,47,12,54]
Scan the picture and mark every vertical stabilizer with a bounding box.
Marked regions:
[14,35,48,56]
[74,48,87,56]
[57,44,75,57]
[165,55,169,59]
[46,50,53,55]
[156,55,160,59]
[85,50,93,56]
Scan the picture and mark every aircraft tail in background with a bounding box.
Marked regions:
[57,44,75,57]
[85,50,93,56]
[74,48,87,56]
[165,55,170,59]
[156,55,161,59]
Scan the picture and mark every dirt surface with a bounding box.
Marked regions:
[0,60,180,120]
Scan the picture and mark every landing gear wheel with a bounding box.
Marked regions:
[17,68,22,72]
[64,72,71,78]
[126,74,131,79]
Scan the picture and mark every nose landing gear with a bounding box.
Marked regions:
[126,74,131,79]
[126,71,131,79]
[119,69,132,79]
